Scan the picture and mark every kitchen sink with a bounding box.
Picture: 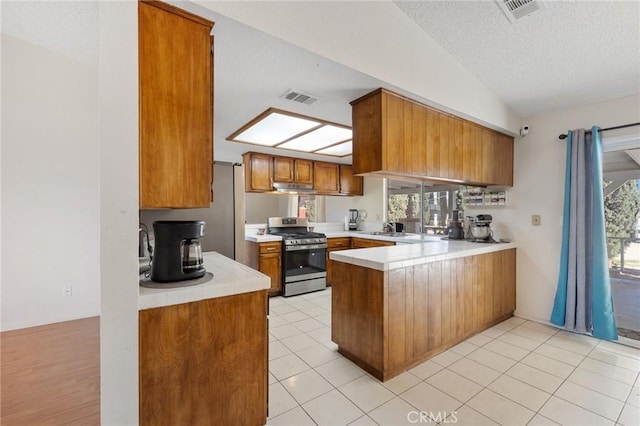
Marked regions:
[362,231,408,237]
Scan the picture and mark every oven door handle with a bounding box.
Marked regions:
[285,244,328,251]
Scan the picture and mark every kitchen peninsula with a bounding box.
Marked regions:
[330,241,516,381]
[138,252,269,426]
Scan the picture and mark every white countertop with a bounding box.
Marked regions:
[245,234,282,242]
[245,231,439,244]
[139,252,270,310]
[330,240,517,271]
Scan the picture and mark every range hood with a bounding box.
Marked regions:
[272,182,317,194]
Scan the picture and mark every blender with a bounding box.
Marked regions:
[348,209,359,231]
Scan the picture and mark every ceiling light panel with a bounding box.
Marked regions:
[315,141,352,156]
[278,125,352,152]
[233,112,320,146]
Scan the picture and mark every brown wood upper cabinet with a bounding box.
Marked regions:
[139,1,214,208]
[243,152,362,196]
[351,88,514,187]
[314,162,340,194]
[273,156,314,186]
[243,152,273,192]
[339,165,363,196]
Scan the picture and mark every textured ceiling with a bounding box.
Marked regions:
[1,1,98,65]
[394,0,640,118]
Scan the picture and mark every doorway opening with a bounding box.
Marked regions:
[605,179,640,343]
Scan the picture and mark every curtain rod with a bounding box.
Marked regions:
[558,122,640,140]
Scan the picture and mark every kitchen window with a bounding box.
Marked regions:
[386,179,463,235]
[298,195,325,223]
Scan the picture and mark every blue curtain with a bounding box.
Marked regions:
[550,126,618,340]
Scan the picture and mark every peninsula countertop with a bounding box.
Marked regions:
[245,231,444,244]
[330,240,517,271]
[139,251,270,310]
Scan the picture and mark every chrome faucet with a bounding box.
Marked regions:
[383,221,395,232]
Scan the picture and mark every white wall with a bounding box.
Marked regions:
[1,33,100,330]
[98,2,140,424]
[510,95,640,323]
[199,0,521,135]
[325,177,385,226]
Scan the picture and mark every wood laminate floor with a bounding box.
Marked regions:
[1,316,100,425]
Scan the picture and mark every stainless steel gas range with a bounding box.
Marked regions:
[267,217,327,297]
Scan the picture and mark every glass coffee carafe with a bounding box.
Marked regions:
[182,238,204,273]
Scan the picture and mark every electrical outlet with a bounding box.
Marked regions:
[532,215,541,226]
[63,286,73,296]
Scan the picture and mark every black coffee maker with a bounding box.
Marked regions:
[151,220,206,283]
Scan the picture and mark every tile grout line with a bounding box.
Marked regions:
[542,338,625,424]
[269,295,639,426]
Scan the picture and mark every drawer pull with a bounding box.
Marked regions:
[267,247,276,251]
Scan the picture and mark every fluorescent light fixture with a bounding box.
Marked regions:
[278,125,352,152]
[315,141,352,156]
[231,111,320,146]
[227,108,353,156]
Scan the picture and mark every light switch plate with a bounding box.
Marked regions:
[532,215,541,226]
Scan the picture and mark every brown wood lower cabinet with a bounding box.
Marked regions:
[351,238,396,248]
[246,241,282,296]
[331,249,515,381]
[326,237,352,286]
[139,291,268,426]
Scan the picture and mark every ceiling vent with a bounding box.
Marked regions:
[280,89,318,105]
[496,0,545,23]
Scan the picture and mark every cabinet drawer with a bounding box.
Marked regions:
[259,242,282,254]
[328,238,352,249]
[351,238,395,248]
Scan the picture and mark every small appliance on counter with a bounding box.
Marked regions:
[446,210,465,240]
[151,220,206,282]
[469,214,496,243]
[348,209,359,231]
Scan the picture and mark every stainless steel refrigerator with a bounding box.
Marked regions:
[140,162,246,262]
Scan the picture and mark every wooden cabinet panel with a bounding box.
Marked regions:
[327,238,352,249]
[273,156,294,183]
[331,264,385,372]
[258,241,281,254]
[246,241,282,295]
[139,291,268,426]
[295,159,314,185]
[339,165,363,196]
[273,157,313,185]
[439,115,454,179]
[139,1,214,208]
[351,238,395,248]
[410,103,428,176]
[314,162,340,194]
[352,92,383,175]
[426,109,441,177]
[462,121,482,183]
[383,93,405,173]
[497,133,514,186]
[259,253,282,295]
[327,238,352,286]
[450,118,465,181]
[243,153,272,192]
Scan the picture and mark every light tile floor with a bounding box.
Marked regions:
[266,288,640,426]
